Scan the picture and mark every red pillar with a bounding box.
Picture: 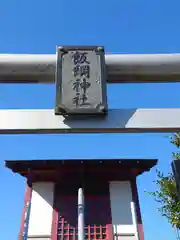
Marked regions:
[131,178,144,240]
[18,183,32,240]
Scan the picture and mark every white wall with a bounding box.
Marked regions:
[27,182,54,239]
[109,181,138,239]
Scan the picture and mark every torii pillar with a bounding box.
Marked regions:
[6,158,157,240]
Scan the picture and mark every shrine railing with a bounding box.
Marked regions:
[58,216,113,240]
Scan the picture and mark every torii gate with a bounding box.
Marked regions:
[2,46,180,240]
[1,50,180,133]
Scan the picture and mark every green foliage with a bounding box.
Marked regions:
[148,170,180,228]
[171,133,180,149]
[148,133,180,229]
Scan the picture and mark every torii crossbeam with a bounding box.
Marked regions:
[0,50,180,134]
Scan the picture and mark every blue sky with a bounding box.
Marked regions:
[0,0,180,239]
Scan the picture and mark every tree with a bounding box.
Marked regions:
[148,133,180,237]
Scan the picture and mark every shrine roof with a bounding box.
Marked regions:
[5,159,157,180]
